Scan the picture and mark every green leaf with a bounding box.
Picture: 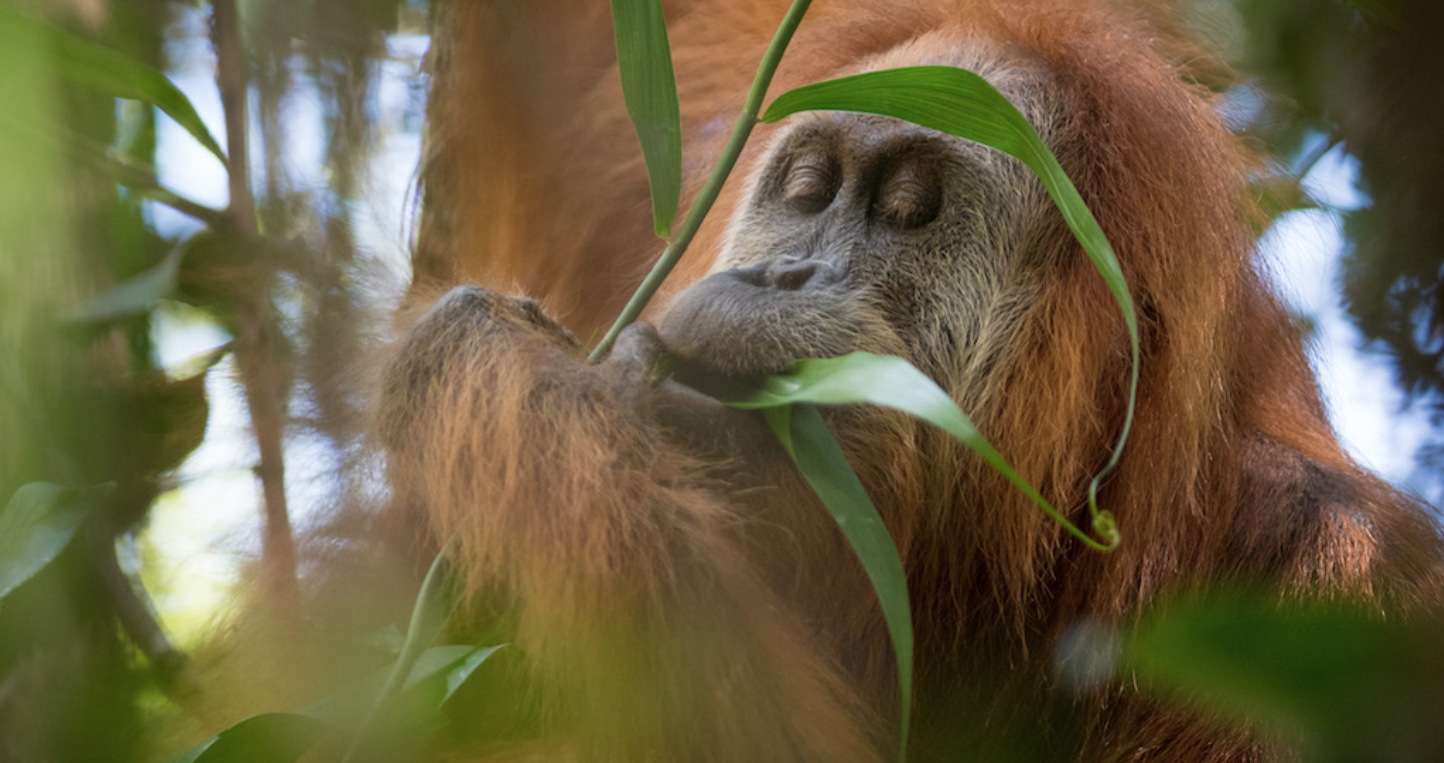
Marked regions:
[733,353,1116,550]
[305,644,500,726]
[70,245,184,325]
[441,644,505,706]
[14,9,229,166]
[356,623,407,654]
[586,0,814,362]
[169,713,326,763]
[610,0,682,238]
[764,66,1140,536]
[0,482,110,600]
[340,548,456,763]
[1123,591,1444,762]
[387,549,457,696]
[397,645,472,691]
[761,404,913,761]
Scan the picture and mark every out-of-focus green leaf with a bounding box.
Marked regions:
[1123,591,1444,763]
[610,0,682,238]
[383,549,456,697]
[396,645,471,690]
[305,644,499,726]
[0,482,111,600]
[356,623,408,654]
[70,245,184,325]
[300,641,502,760]
[169,712,327,763]
[7,8,228,165]
[733,352,1115,549]
[764,66,1138,539]
[441,644,504,706]
[760,404,913,760]
[340,548,455,763]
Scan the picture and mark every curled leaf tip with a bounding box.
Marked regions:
[1091,510,1120,551]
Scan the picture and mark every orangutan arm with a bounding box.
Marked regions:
[377,286,884,763]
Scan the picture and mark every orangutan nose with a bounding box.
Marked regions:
[730,257,839,292]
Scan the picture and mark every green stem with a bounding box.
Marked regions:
[587,0,814,363]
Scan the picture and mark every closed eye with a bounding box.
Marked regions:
[876,161,941,229]
[781,151,841,215]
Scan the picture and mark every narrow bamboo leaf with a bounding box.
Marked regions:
[391,550,457,689]
[18,9,229,166]
[764,66,1139,530]
[587,0,813,361]
[441,644,505,706]
[0,483,110,600]
[305,644,497,726]
[340,548,455,763]
[400,645,472,689]
[70,245,184,325]
[762,404,912,761]
[356,623,407,653]
[732,353,1115,549]
[610,0,682,238]
[169,712,326,763]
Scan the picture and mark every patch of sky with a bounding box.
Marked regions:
[1258,141,1435,501]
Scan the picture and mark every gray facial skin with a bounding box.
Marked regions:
[658,48,1064,392]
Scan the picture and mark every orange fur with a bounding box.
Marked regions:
[387,2,1444,760]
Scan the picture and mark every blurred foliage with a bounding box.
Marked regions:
[0,0,420,759]
[1,1,188,759]
[1123,590,1444,763]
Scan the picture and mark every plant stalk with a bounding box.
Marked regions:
[587,0,814,362]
